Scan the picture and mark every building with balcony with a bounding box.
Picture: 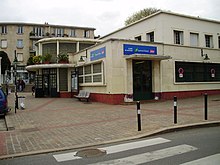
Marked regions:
[0,22,96,84]
[26,11,220,103]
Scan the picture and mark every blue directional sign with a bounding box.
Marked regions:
[123,44,157,55]
[90,47,106,61]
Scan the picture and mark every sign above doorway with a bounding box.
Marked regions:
[123,44,157,55]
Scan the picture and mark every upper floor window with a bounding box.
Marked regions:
[190,33,199,47]
[174,30,184,45]
[1,26,7,34]
[218,36,220,49]
[17,39,23,48]
[146,32,154,42]
[84,30,90,38]
[69,29,76,37]
[17,26,24,34]
[17,53,23,62]
[0,40,7,48]
[33,27,44,36]
[54,28,64,37]
[205,34,213,48]
[135,36,142,41]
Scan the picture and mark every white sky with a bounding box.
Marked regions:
[1,0,220,36]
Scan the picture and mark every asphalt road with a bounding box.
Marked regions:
[1,126,220,165]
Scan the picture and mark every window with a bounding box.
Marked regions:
[1,40,7,48]
[54,28,64,37]
[69,29,76,37]
[78,62,103,84]
[17,39,23,48]
[205,35,213,48]
[33,27,44,36]
[146,32,154,42]
[17,26,23,34]
[84,30,90,38]
[190,33,199,47]
[59,68,68,91]
[17,53,23,62]
[175,62,220,82]
[1,26,7,34]
[174,30,184,45]
[135,36,141,41]
[218,36,220,49]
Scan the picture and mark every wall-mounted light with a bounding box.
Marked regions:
[78,55,87,62]
[78,49,88,62]
[201,49,210,60]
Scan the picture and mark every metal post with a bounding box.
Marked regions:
[14,50,18,113]
[137,101,141,131]
[174,96,177,124]
[204,93,208,120]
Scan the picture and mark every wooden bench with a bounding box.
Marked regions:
[74,90,90,102]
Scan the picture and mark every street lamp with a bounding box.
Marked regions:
[13,50,18,113]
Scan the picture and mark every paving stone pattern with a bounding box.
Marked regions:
[0,92,219,158]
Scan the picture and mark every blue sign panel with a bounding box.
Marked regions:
[90,47,106,61]
[123,44,157,55]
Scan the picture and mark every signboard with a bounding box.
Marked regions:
[90,47,106,61]
[123,44,157,55]
[71,71,78,93]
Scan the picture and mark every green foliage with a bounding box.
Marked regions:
[42,54,52,62]
[125,7,161,26]
[32,55,42,64]
[57,52,69,63]
[27,55,35,65]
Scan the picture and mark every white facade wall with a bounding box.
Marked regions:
[102,12,220,49]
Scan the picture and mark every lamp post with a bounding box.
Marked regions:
[13,50,18,113]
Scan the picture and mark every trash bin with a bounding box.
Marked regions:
[18,96,25,110]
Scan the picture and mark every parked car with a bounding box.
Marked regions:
[0,87,10,115]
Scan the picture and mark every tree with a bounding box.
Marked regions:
[0,51,11,74]
[125,7,161,26]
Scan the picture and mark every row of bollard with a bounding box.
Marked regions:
[136,93,209,131]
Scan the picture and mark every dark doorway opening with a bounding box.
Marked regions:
[133,60,153,101]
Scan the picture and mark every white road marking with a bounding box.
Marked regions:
[53,137,170,162]
[180,153,220,165]
[89,144,198,165]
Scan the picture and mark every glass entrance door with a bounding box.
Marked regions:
[42,69,58,97]
[133,60,153,101]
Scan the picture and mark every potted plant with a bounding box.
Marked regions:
[29,31,35,36]
[57,53,69,63]
[33,55,42,64]
[42,54,52,64]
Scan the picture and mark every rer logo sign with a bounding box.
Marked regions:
[123,44,157,55]
[90,47,106,61]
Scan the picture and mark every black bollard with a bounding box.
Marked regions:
[174,96,177,124]
[137,101,141,131]
[204,93,208,120]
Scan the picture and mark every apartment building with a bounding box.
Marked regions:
[0,22,96,84]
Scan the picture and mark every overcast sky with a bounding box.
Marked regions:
[1,0,220,36]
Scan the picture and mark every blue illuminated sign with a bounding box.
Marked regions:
[123,44,157,55]
[90,47,106,61]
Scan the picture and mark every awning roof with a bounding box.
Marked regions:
[26,63,76,71]
[124,54,171,60]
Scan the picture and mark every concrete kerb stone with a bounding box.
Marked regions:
[0,120,219,160]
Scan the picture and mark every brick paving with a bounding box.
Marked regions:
[0,92,220,159]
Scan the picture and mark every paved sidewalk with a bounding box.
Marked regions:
[0,92,220,159]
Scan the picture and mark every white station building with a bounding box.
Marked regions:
[72,11,220,104]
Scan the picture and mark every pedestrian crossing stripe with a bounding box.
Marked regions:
[88,144,197,165]
[180,153,220,165]
[53,137,171,162]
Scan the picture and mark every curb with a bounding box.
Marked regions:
[0,120,219,160]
